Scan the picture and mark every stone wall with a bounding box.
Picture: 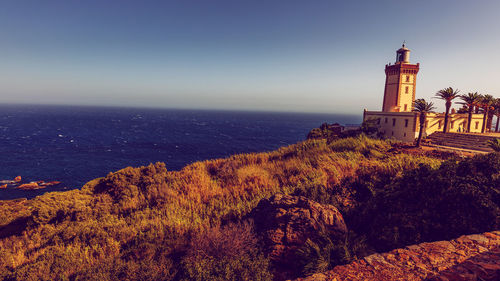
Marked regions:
[295,231,500,281]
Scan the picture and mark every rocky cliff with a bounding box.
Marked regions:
[296,231,500,281]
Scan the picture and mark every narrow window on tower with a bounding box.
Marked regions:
[404,104,408,111]
[392,118,396,126]
[406,75,410,82]
[385,118,388,123]
[451,121,454,129]
[405,119,408,127]
[475,121,479,129]
[405,86,409,94]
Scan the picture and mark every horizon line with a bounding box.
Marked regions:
[0,102,364,117]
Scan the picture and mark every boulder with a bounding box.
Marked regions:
[40,181,61,186]
[251,194,347,278]
[17,182,40,190]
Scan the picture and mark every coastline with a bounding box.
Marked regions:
[0,105,361,200]
[0,134,498,280]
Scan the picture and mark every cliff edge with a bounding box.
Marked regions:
[296,231,500,281]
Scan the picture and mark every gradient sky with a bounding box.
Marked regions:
[1,0,499,114]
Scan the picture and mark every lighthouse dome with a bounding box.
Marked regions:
[397,44,409,52]
[396,43,410,63]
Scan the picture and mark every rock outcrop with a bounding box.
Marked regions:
[0,179,62,190]
[252,194,347,279]
[296,231,500,281]
[17,182,40,190]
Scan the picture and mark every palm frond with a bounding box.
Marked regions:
[480,94,495,107]
[488,139,500,152]
[435,87,460,101]
[413,99,435,113]
[458,92,480,107]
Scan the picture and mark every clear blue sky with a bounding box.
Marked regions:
[0,0,499,113]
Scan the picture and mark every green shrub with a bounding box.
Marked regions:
[295,230,350,277]
[354,153,500,252]
[181,221,272,281]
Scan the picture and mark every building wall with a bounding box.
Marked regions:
[420,113,484,134]
[383,73,400,112]
[397,73,415,112]
[364,111,486,143]
[382,64,419,113]
[364,111,418,142]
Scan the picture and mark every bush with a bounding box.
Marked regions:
[295,230,351,277]
[182,221,272,281]
[354,153,500,252]
[306,118,380,142]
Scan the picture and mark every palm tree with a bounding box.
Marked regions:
[492,98,500,132]
[458,92,480,132]
[435,87,460,133]
[413,99,436,147]
[488,103,496,133]
[479,94,495,133]
[487,138,500,152]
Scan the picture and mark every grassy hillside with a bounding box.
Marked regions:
[1,135,498,280]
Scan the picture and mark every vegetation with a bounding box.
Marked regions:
[488,138,500,152]
[306,119,379,143]
[435,87,460,133]
[0,134,499,280]
[479,94,495,133]
[413,99,435,147]
[182,221,271,281]
[435,90,500,133]
[295,230,350,276]
[350,152,500,252]
[493,98,500,132]
[306,123,344,140]
[458,92,481,132]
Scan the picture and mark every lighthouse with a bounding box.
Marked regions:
[382,44,420,112]
[364,44,485,142]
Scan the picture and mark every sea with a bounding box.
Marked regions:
[0,105,361,200]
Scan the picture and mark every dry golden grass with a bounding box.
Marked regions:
[0,135,443,280]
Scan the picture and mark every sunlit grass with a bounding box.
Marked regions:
[0,135,444,280]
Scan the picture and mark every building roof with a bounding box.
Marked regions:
[397,43,409,53]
